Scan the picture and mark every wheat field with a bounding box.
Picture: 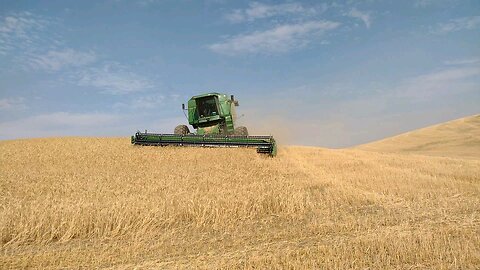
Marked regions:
[1,116,480,269]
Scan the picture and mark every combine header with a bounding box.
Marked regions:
[131,92,277,156]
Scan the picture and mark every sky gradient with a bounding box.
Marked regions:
[0,0,479,147]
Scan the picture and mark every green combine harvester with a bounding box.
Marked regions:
[131,92,277,156]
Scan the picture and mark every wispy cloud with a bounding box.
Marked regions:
[0,111,185,139]
[1,12,157,94]
[225,2,319,23]
[411,67,480,83]
[444,58,480,66]
[347,8,372,28]
[0,97,27,111]
[113,94,165,109]
[0,12,41,36]
[434,16,480,34]
[0,112,123,139]
[0,11,91,75]
[0,11,50,55]
[76,63,154,94]
[28,48,96,72]
[209,20,340,55]
[414,0,437,8]
[30,112,121,127]
[396,66,480,99]
[136,0,158,7]
[414,0,457,8]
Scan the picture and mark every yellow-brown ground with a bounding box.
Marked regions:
[1,115,479,269]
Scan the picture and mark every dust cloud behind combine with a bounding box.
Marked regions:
[1,115,479,269]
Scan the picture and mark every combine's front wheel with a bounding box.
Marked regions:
[174,125,190,135]
[234,126,248,136]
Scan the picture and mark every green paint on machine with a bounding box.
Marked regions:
[131,92,277,156]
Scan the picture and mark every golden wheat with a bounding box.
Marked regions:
[1,137,479,269]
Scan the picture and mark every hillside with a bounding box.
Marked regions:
[356,114,480,159]
[1,137,479,269]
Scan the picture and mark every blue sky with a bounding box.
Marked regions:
[0,0,479,147]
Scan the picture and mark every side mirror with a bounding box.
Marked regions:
[231,95,239,106]
[182,103,185,110]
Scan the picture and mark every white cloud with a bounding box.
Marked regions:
[77,63,154,94]
[1,12,95,74]
[414,0,457,8]
[0,97,27,111]
[0,12,49,55]
[444,58,480,66]
[0,12,94,74]
[0,112,186,139]
[32,112,120,127]
[395,66,480,99]
[434,16,480,34]
[225,2,319,23]
[28,49,96,72]
[410,67,480,83]
[131,95,165,108]
[209,20,340,55]
[136,0,157,7]
[113,94,165,109]
[0,13,34,34]
[347,8,372,28]
[414,0,435,7]
[1,12,156,93]
[0,112,122,139]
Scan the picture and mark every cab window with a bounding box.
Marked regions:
[196,96,218,117]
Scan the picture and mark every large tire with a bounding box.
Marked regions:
[234,126,248,136]
[174,125,190,135]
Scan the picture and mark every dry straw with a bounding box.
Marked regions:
[1,135,479,269]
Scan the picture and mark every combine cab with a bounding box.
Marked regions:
[131,92,276,156]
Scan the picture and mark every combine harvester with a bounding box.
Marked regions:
[131,92,277,156]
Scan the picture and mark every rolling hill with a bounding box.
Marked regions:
[356,114,480,159]
[1,116,479,269]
